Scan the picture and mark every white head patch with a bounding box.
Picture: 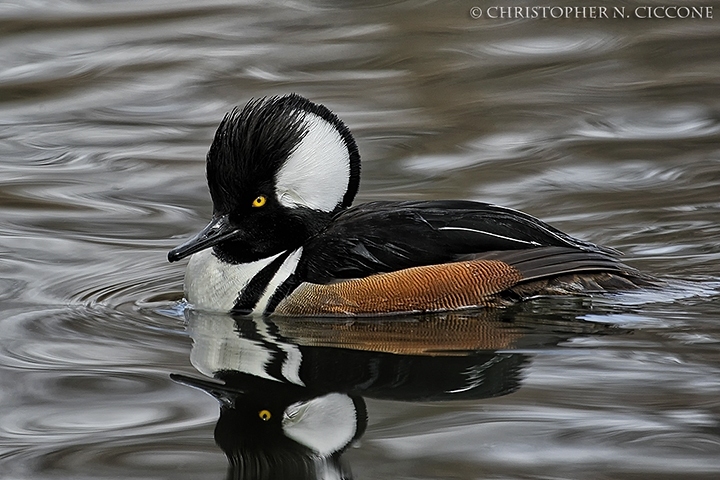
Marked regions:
[275,112,350,212]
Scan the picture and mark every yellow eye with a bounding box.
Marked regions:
[252,195,267,208]
[259,409,272,421]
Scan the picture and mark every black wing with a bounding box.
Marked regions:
[298,200,619,283]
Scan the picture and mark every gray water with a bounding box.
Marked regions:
[1,1,720,479]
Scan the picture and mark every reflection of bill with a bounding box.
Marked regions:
[174,309,614,479]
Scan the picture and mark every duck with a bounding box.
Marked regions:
[168,93,651,316]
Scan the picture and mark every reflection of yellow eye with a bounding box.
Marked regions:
[252,195,267,208]
[259,410,272,421]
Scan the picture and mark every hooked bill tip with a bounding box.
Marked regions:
[167,248,184,263]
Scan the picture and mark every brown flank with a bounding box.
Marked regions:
[274,259,524,316]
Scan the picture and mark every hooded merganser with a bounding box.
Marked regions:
[168,94,650,316]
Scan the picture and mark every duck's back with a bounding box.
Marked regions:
[296,200,617,282]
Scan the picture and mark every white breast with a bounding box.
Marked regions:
[184,248,303,314]
[185,249,281,312]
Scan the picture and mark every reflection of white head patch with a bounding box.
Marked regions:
[275,112,350,212]
[282,393,357,456]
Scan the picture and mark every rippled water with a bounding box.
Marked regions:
[1,1,720,479]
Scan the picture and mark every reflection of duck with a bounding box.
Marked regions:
[173,372,364,480]
[167,94,653,315]
[173,308,616,478]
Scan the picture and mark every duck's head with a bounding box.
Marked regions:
[168,94,360,264]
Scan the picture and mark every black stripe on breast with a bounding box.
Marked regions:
[232,251,292,315]
[265,273,303,314]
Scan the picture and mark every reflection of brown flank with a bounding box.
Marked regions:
[272,313,525,355]
[275,259,524,316]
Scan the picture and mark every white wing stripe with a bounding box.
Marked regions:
[438,226,541,246]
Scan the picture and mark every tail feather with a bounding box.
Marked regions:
[469,247,639,280]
